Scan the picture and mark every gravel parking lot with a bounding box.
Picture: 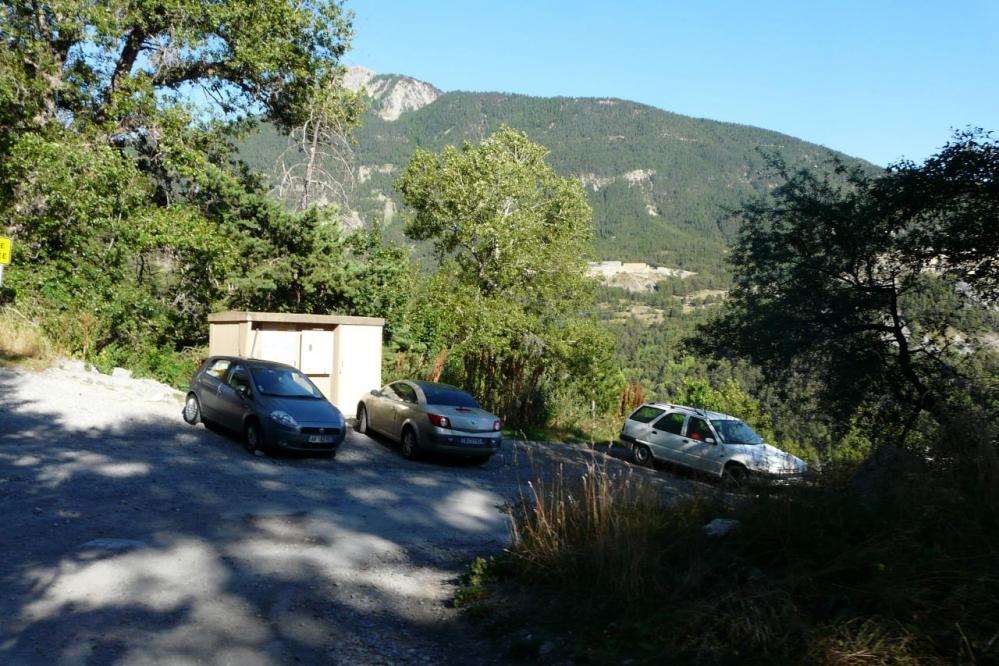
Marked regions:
[0,364,704,665]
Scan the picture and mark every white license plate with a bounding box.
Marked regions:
[308,435,335,443]
[460,437,482,445]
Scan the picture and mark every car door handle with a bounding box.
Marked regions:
[651,430,658,434]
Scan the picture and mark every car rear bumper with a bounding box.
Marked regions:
[424,430,502,457]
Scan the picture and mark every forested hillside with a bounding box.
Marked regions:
[239,74,877,278]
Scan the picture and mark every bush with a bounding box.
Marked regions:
[94,344,206,389]
[0,307,57,368]
[488,460,999,664]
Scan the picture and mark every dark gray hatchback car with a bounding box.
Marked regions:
[182,356,346,456]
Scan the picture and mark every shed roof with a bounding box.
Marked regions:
[208,310,384,327]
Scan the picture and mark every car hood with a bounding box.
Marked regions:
[731,442,808,475]
[260,396,344,425]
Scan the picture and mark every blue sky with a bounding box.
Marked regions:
[345,1,998,166]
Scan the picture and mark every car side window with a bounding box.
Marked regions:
[227,365,252,392]
[686,417,711,441]
[381,384,399,401]
[629,406,666,423]
[394,383,418,404]
[204,359,230,380]
[654,412,686,435]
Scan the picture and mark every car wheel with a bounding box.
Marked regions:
[356,404,369,434]
[722,463,749,490]
[182,393,201,425]
[633,443,654,467]
[400,427,420,460]
[245,420,265,456]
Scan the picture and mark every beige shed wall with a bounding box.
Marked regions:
[209,323,241,357]
[207,312,382,416]
[333,324,382,418]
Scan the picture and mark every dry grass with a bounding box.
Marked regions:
[508,461,713,616]
[476,455,999,664]
[0,307,58,369]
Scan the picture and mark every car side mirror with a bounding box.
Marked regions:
[706,437,716,445]
[370,389,381,397]
[237,385,251,399]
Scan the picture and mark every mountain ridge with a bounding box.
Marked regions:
[240,67,877,279]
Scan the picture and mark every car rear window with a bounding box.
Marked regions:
[628,406,665,423]
[422,386,479,408]
[204,359,230,379]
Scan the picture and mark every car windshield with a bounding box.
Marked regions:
[422,386,479,408]
[252,367,323,399]
[710,419,763,445]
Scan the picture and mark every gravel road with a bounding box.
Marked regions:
[0,363,704,665]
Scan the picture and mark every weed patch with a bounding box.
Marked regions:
[0,308,58,369]
[461,462,999,664]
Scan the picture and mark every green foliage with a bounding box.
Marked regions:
[400,126,594,307]
[396,127,624,425]
[454,556,504,609]
[0,0,409,386]
[694,130,999,472]
[482,465,999,664]
[240,88,876,280]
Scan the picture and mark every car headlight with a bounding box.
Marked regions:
[270,411,300,430]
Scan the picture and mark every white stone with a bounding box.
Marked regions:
[80,538,148,551]
[703,518,740,538]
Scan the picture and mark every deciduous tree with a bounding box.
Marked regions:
[693,130,999,475]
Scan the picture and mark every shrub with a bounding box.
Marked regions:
[495,459,999,664]
[0,307,57,368]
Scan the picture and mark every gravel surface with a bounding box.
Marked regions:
[0,363,707,665]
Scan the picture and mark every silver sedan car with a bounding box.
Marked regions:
[356,380,502,464]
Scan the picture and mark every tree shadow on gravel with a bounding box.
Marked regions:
[0,368,525,666]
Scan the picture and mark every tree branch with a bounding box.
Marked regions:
[107,26,146,102]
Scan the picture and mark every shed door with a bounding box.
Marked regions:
[301,330,334,375]
[256,329,300,368]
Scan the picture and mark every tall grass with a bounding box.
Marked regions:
[510,462,713,615]
[0,307,57,368]
[498,461,999,664]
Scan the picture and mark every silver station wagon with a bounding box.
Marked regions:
[356,380,502,464]
[620,403,808,485]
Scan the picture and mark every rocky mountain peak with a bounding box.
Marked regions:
[343,66,440,121]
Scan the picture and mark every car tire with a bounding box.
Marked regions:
[356,404,369,434]
[182,393,202,425]
[400,427,420,460]
[722,463,749,490]
[633,443,654,468]
[245,420,266,456]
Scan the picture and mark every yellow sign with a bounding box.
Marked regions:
[0,237,10,265]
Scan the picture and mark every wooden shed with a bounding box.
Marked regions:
[207,311,384,417]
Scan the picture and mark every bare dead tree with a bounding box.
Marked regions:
[273,86,365,212]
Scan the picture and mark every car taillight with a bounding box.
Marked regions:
[428,413,451,428]
[493,420,501,432]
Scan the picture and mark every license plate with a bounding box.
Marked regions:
[460,437,483,445]
[308,435,335,443]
